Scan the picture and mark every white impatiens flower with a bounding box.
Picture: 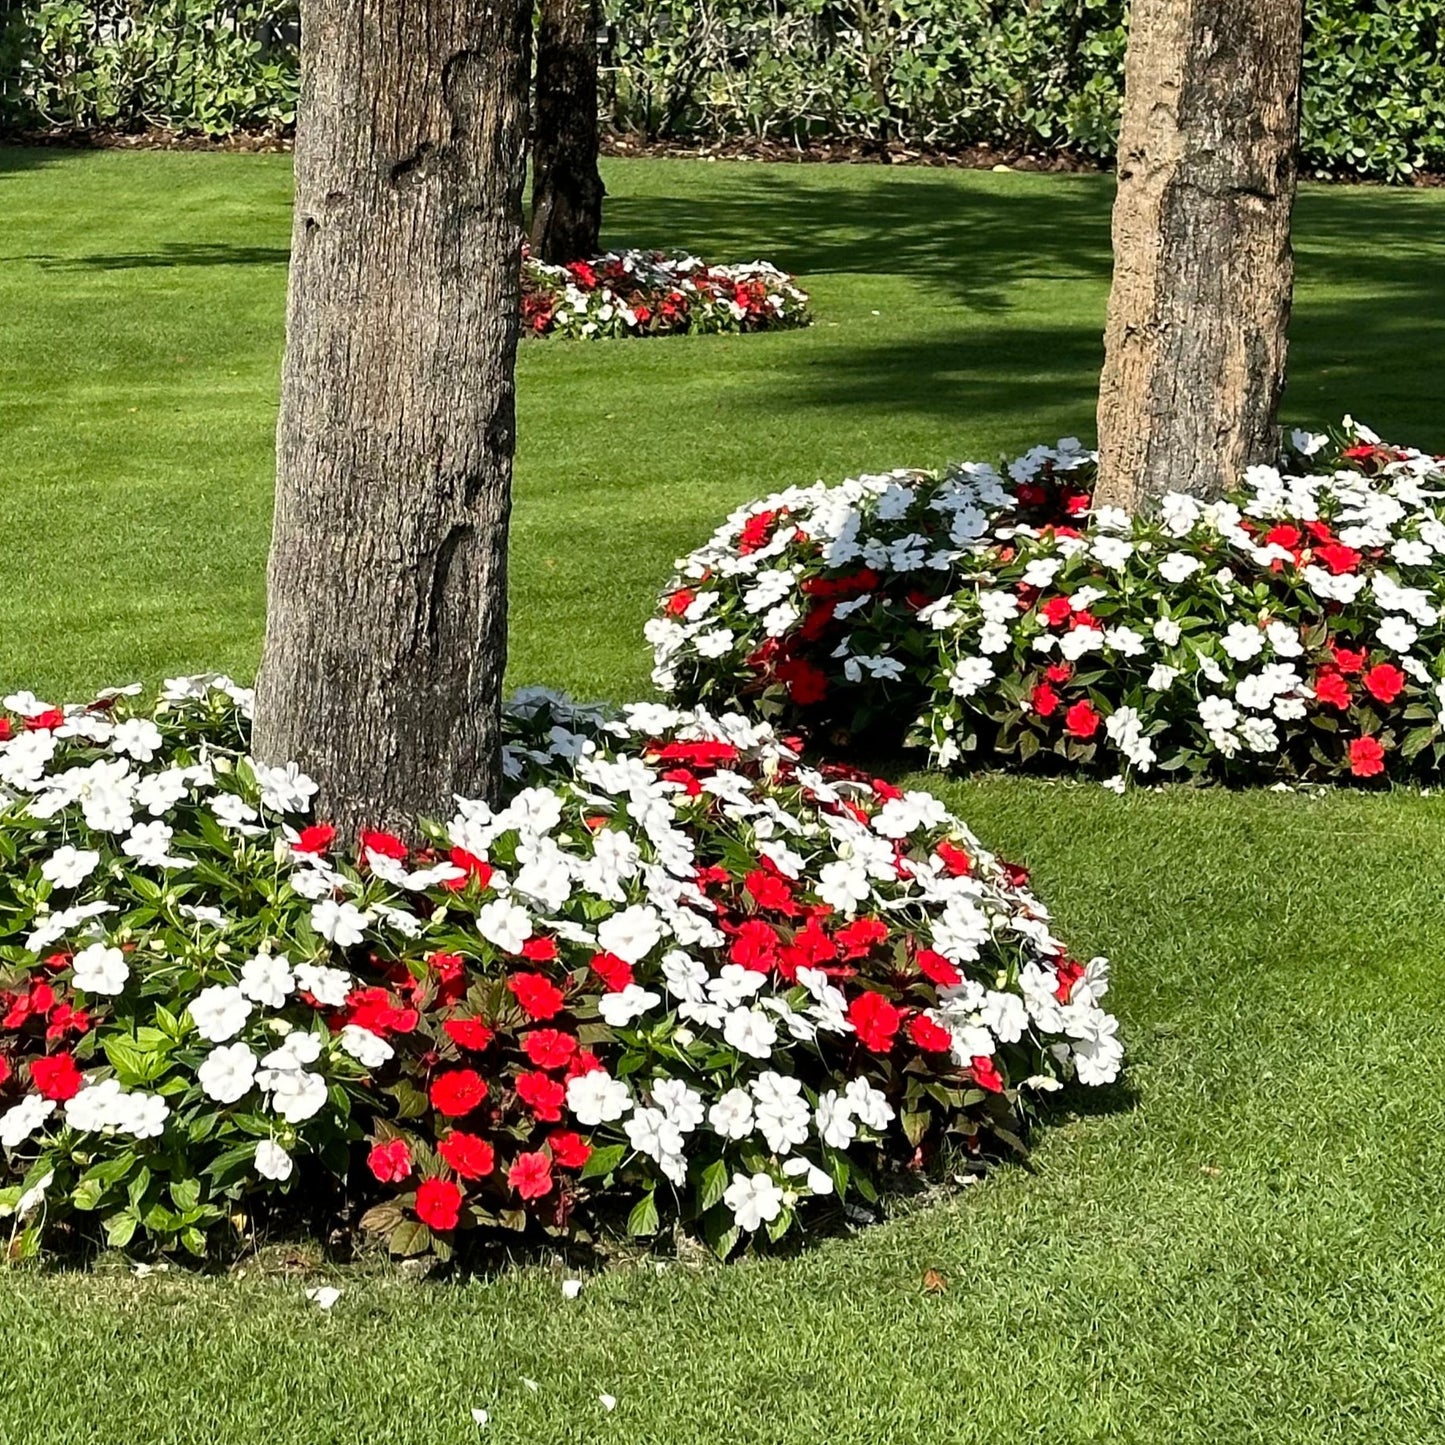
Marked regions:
[708,1088,755,1141]
[110,717,164,762]
[240,952,295,1009]
[41,846,100,890]
[1220,621,1265,661]
[338,1025,394,1069]
[1378,615,1419,652]
[121,820,188,870]
[198,1042,258,1104]
[624,1107,687,1185]
[948,656,995,698]
[723,1007,779,1060]
[596,905,664,964]
[1157,552,1203,584]
[251,760,319,814]
[651,1077,705,1133]
[814,1090,856,1150]
[566,1070,633,1126]
[750,1072,810,1154]
[598,985,662,1028]
[311,898,370,948]
[477,899,534,954]
[293,962,353,1008]
[188,985,253,1043]
[723,1171,786,1232]
[1152,617,1182,646]
[254,1139,294,1182]
[0,1095,56,1150]
[71,942,129,996]
[843,1077,894,1132]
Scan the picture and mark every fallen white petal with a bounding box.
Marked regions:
[561,1278,583,1300]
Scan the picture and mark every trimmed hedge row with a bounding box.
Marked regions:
[2,1,1444,180]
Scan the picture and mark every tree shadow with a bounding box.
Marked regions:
[33,241,292,270]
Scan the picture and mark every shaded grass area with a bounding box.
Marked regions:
[3,147,1445,1443]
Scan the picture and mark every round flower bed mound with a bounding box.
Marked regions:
[0,680,1116,1262]
[651,423,1445,785]
[522,247,810,339]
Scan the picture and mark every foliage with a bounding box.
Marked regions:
[4,2,1445,179]
[0,681,1117,1261]
[652,422,1445,786]
[522,247,810,339]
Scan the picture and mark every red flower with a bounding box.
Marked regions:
[430,1069,488,1117]
[507,972,565,1021]
[1348,736,1386,778]
[1040,596,1073,628]
[1313,670,1351,710]
[26,709,64,732]
[295,823,336,856]
[1064,700,1101,739]
[360,829,409,861]
[438,1131,495,1180]
[729,919,781,973]
[907,1013,953,1053]
[589,951,634,992]
[30,1052,82,1102]
[935,840,972,877]
[776,658,828,706]
[664,588,696,617]
[547,1129,592,1170]
[508,1150,554,1201]
[443,1016,494,1052]
[367,1137,414,1183]
[738,509,779,555]
[1314,542,1362,575]
[745,868,796,915]
[1264,523,1302,552]
[520,936,558,963]
[344,988,419,1037]
[835,917,888,960]
[415,1176,463,1231]
[442,848,493,891]
[1363,663,1406,704]
[1045,662,1073,685]
[45,1002,90,1041]
[846,990,902,1052]
[971,1056,1006,1093]
[1331,644,1367,675]
[916,948,962,988]
[1030,682,1061,718]
[516,1071,566,1122]
[522,1029,577,1070]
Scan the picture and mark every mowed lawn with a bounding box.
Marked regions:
[3,147,1445,1444]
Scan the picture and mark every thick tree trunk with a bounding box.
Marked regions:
[1095,0,1303,511]
[530,0,605,262]
[253,0,531,841]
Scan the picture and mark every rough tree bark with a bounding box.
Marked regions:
[253,0,532,840]
[530,0,606,262]
[1095,0,1304,511]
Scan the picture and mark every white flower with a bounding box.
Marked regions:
[111,717,164,762]
[338,1025,394,1069]
[814,1090,856,1149]
[651,1077,705,1132]
[566,1070,632,1126]
[41,846,100,890]
[1089,535,1134,569]
[259,1065,329,1124]
[198,1042,258,1104]
[1147,663,1179,692]
[598,985,662,1028]
[252,760,319,814]
[750,1071,810,1154]
[1378,615,1419,652]
[0,1095,56,1150]
[122,820,187,869]
[1158,552,1203,584]
[477,898,534,954]
[1220,622,1265,661]
[1152,617,1182,646]
[312,898,370,948]
[240,952,295,1008]
[723,1007,779,1060]
[624,1106,686,1181]
[948,656,995,698]
[71,942,129,996]
[843,1077,894,1131]
[708,1087,755,1141]
[596,905,663,964]
[293,962,352,1008]
[255,1139,294,1181]
[723,1171,786,1232]
[188,984,253,1042]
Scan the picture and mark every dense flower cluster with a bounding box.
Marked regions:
[0,681,1115,1261]
[651,423,1445,785]
[521,248,810,339]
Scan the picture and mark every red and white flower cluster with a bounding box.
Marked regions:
[521,248,810,339]
[651,422,1445,785]
[0,682,1115,1260]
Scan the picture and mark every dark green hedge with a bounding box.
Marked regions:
[2,1,1443,180]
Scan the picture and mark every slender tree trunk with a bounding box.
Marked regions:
[1095,0,1304,511]
[253,0,532,840]
[530,0,606,262]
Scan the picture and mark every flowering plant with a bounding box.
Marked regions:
[651,423,1445,786]
[0,681,1117,1262]
[521,247,810,339]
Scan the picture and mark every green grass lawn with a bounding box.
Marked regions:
[4,147,1445,1444]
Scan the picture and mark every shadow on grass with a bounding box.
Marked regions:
[34,241,291,269]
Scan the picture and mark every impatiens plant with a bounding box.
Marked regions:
[651,422,1445,786]
[521,247,810,339]
[0,680,1117,1263]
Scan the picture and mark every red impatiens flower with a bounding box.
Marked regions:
[443,1016,494,1052]
[522,1029,577,1070]
[430,1069,488,1117]
[45,1002,90,1041]
[1045,661,1073,685]
[835,917,888,960]
[1040,596,1073,628]
[907,1013,954,1053]
[1064,700,1101,739]
[589,952,634,992]
[508,1150,554,1201]
[415,1176,463,1231]
[515,1071,566,1122]
[1348,736,1386,778]
[1331,644,1368,675]
[1264,523,1302,553]
[360,829,409,861]
[1313,670,1351,710]
[664,588,697,617]
[546,1129,592,1170]
[1363,663,1406,704]
[442,847,493,891]
[935,840,972,877]
[367,1137,414,1183]
[521,936,558,963]
[507,972,565,1021]
[344,987,419,1037]
[30,1052,83,1102]
[294,823,336,856]
[775,658,828,706]
[846,990,902,1052]
[745,868,797,915]
[438,1131,495,1180]
[729,919,781,973]
[1314,542,1362,575]
[916,948,962,988]
[1030,682,1061,718]
[971,1056,1006,1093]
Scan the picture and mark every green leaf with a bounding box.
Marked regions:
[579,1143,625,1180]
[626,1190,660,1237]
[696,1158,729,1214]
[388,1220,433,1257]
[104,1212,138,1248]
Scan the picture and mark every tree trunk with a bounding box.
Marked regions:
[530,0,605,262]
[253,0,532,841]
[1095,0,1304,511]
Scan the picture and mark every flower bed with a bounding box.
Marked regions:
[521,248,810,339]
[651,424,1445,785]
[0,680,1115,1262]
